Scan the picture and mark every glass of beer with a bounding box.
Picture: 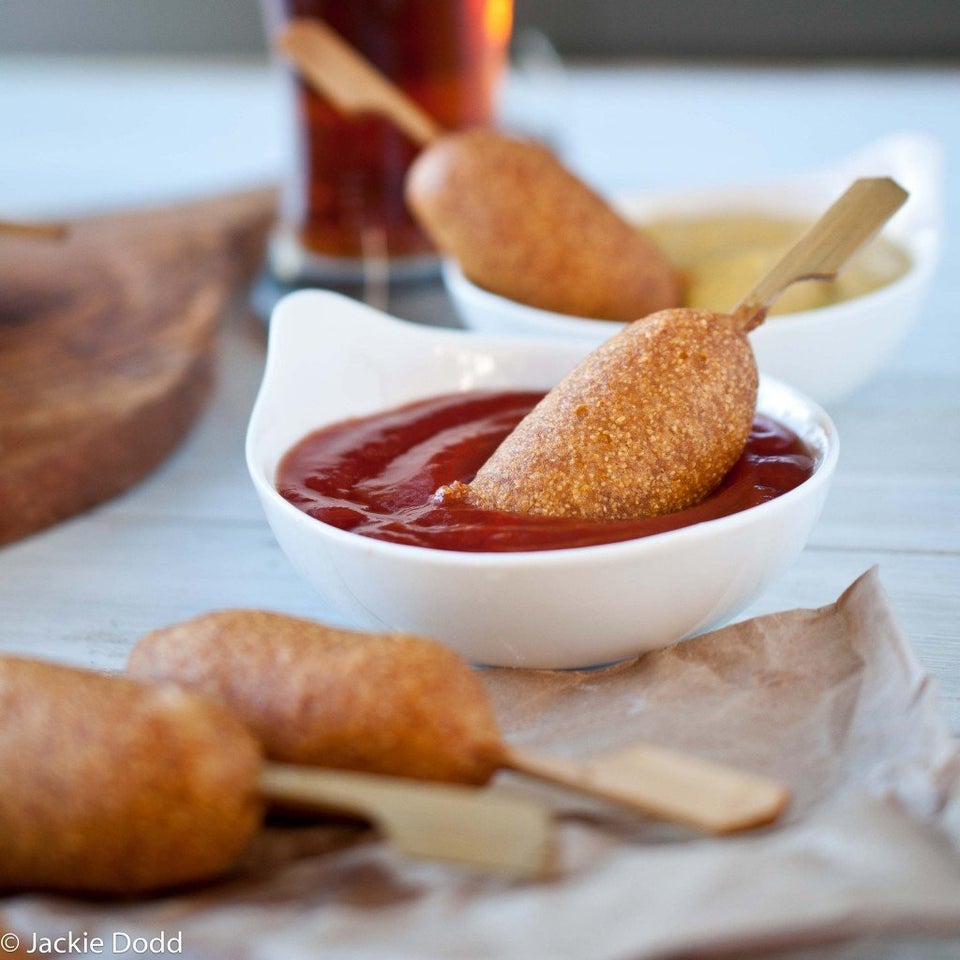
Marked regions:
[262,0,513,285]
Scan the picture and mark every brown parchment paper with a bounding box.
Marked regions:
[3,568,960,959]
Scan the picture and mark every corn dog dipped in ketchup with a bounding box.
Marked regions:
[447,178,909,521]
[275,20,682,320]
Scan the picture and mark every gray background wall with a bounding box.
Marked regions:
[2,0,959,59]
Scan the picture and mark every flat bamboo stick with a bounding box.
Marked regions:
[501,744,790,834]
[259,763,554,878]
[276,19,442,148]
[731,177,908,332]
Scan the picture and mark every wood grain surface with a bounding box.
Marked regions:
[0,189,275,546]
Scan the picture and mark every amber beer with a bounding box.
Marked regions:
[263,0,513,280]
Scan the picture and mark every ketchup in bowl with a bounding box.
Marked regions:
[277,390,815,553]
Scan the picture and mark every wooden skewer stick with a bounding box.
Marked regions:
[501,743,789,834]
[259,763,553,878]
[276,19,442,148]
[731,176,908,333]
[0,219,69,241]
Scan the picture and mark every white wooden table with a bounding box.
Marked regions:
[1,56,958,959]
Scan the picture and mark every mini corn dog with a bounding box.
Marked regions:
[275,21,680,321]
[405,129,682,321]
[456,307,758,521]
[128,611,503,785]
[0,657,264,896]
[128,611,791,834]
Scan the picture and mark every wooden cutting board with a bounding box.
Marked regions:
[0,189,276,546]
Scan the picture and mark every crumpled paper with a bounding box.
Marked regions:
[3,568,960,959]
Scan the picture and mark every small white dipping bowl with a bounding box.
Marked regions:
[247,290,838,669]
[444,132,943,406]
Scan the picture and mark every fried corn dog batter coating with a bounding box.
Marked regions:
[129,611,502,786]
[405,129,682,321]
[0,657,264,895]
[460,308,759,521]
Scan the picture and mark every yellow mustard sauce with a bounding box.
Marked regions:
[644,215,911,316]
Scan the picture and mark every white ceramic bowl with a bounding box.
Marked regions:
[444,133,943,406]
[247,290,839,669]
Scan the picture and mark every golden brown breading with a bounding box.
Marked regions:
[405,128,682,321]
[464,308,758,520]
[128,611,503,786]
[0,657,263,895]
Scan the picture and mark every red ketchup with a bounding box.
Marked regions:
[277,390,816,553]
